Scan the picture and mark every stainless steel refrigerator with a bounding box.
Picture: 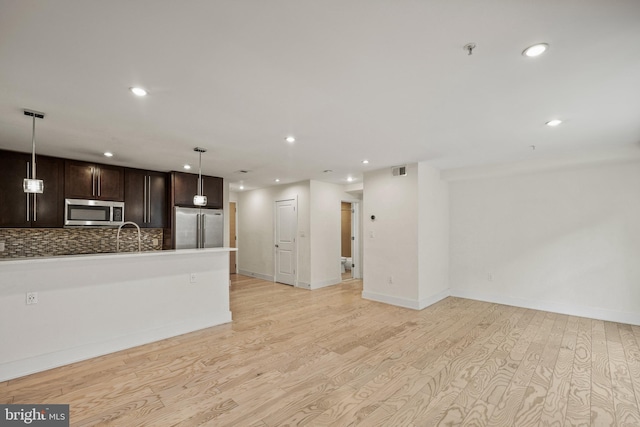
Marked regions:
[174,207,224,249]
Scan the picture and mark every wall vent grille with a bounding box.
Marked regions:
[392,166,407,176]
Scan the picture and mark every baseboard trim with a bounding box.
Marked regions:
[310,278,341,290]
[418,288,451,310]
[362,288,452,311]
[450,289,640,326]
[238,270,274,282]
[0,313,232,383]
[362,291,422,310]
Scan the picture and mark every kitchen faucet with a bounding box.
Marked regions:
[116,221,141,253]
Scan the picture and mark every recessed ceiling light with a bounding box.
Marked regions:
[522,43,549,57]
[103,152,113,158]
[362,160,369,164]
[347,176,354,182]
[130,87,148,96]
[546,119,562,127]
[239,185,244,190]
[285,136,295,143]
[183,164,191,170]
[275,178,280,182]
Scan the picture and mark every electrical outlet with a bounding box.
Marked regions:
[388,276,393,285]
[487,273,493,281]
[190,273,197,284]
[152,238,159,246]
[0,242,5,252]
[26,292,38,305]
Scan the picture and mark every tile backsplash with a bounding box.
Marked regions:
[0,228,163,259]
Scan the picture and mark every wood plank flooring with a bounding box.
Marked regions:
[2,275,640,426]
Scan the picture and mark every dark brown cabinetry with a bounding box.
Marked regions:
[124,169,168,228]
[65,160,124,201]
[171,171,223,208]
[0,150,64,228]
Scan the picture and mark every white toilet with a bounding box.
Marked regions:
[341,257,352,273]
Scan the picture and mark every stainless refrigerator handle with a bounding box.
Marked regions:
[26,162,30,221]
[202,214,206,247]
[97,168,101,197]
[196,213,201,248]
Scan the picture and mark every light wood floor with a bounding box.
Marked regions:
[3,275,640,426]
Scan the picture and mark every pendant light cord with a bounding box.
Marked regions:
[31,113,37,180]
[198,151,203,196]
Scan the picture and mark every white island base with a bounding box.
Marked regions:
[0,248,235,382]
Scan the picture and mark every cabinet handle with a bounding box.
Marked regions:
[143,176,148,223]
[26,162,30,221]
[147,175,152,223]
[97,168,101,197]
[91,167,95,196]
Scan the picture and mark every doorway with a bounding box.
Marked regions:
[341,201,360,280]
[229,202,237,274]
[275,198,297,286]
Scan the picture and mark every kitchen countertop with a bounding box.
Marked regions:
[0,247,237,265]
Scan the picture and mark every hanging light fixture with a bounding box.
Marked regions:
[193,147,207,206]
[23,110,45,194]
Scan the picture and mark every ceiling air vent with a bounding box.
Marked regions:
[392,165,407,177]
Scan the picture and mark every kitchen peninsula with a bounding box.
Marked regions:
[0,247,235,382]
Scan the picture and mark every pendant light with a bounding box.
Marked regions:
[193,147,207,206]
[23,110,45,194]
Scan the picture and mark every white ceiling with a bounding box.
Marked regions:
[1,0,639,191]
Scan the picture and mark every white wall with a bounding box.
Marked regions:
[362,163,450,309]
[237,181,311,284]
[418,163,450,307]
[363,164,420,307]
[448,158,640,325]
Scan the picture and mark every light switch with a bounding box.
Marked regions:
[369,231,375,238]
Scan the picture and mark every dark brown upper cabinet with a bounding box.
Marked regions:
[124,168,168,228]
[0,150,64,228]
[65,160,124,201]
[171,171,223,209]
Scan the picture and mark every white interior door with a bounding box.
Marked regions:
[275,199,297,285]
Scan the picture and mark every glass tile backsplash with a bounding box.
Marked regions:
[0,228,163,259]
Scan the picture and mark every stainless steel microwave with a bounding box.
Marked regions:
[64,199,125,227]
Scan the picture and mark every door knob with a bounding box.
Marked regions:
[275,244,279,248]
